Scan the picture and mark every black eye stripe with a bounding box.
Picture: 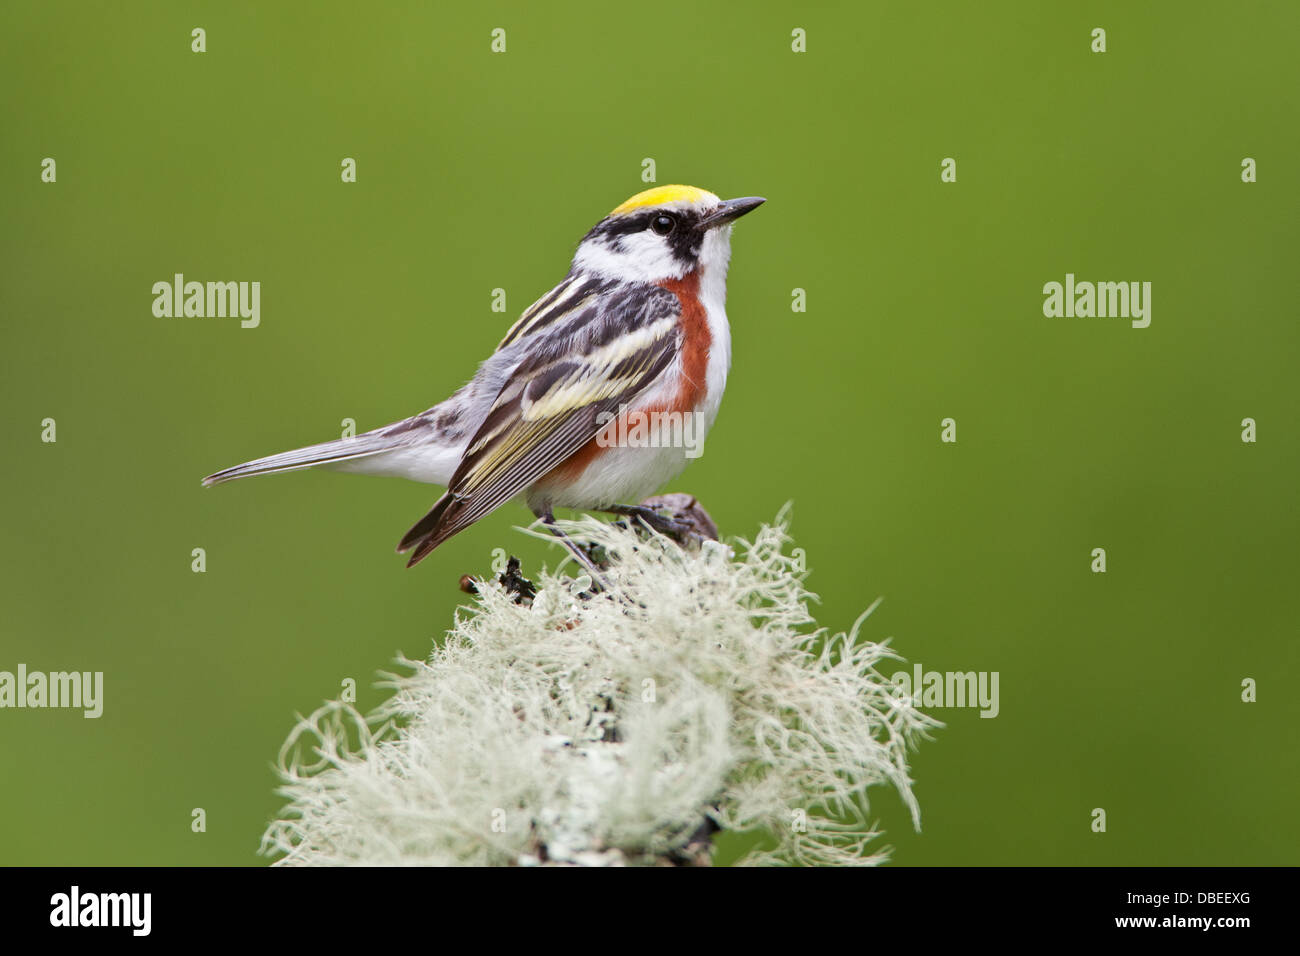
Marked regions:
[580,209,704,266]
[587,211,658,241]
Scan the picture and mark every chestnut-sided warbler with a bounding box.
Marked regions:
[203,185,764,573]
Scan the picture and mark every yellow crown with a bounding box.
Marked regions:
[610,184,716,216]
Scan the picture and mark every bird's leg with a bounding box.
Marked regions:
[601,503,696,541]
[537,508,610,593]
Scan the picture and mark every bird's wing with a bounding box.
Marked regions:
[398,281,682,563]
[495,272,614,351]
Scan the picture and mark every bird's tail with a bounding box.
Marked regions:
[201,432,409,487]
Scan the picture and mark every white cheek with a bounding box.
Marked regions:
[573,232,686,283]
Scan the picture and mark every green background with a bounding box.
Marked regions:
[2,0,1296,866]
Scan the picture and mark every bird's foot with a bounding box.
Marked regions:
[605,502,701,544]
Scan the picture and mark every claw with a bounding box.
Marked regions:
[606,504,700,544]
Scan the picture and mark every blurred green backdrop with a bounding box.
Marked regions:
[2,0,1297,865]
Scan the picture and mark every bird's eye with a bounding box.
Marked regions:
[650,214,676,236]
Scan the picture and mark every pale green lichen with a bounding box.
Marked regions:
[260,509,937,866]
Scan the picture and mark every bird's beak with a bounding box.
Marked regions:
[700,196,766,229]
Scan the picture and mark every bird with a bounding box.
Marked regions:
[202,185,764,576]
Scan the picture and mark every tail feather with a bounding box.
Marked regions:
[201,433,406,487]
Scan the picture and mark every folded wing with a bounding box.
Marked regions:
[398,282,681,565]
